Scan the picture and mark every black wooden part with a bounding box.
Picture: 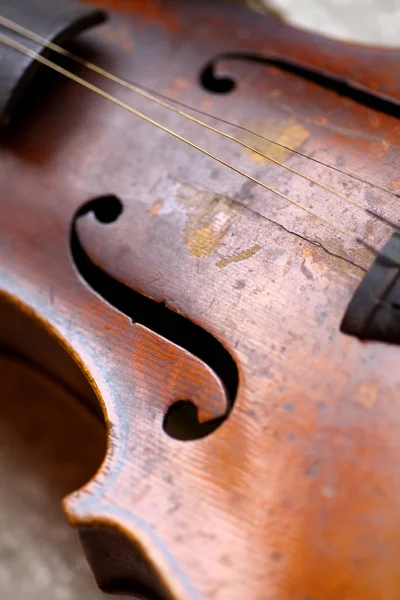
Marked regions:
[341,232,400,344]
[0,0,107,127]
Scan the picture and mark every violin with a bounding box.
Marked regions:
[1,1,399,598]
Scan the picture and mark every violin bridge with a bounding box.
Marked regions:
[341,232,400,344]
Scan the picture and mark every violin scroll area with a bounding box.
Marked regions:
[70,195,239,440]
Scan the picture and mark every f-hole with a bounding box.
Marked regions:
[70,195,239,441]
[200,52,399,117]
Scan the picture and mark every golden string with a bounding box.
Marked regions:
[0,30,396,266]
[0,14,397,231]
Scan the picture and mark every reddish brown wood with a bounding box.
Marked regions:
[1,1,400,599]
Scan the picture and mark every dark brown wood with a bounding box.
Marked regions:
[1,1,400,598]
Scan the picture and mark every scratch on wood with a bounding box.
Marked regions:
[147,198,164,216]
[391,177,400,191]
[217,244,262,269]
[188,221,230,258]
[178,185,235,258]
[353,381,378,410]
[241,117,310,165]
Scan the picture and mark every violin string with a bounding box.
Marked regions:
[128,90,400,201]
[0,31,395,267]
[0,15,398,228]
[1,16,396,204]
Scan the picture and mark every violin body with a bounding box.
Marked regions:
[1,1,400,598]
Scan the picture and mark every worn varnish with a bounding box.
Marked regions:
[1,1,400,599]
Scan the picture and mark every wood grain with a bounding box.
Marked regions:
[1,1,400,598]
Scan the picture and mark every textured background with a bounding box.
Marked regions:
[1,2,399,599]
[256,0,400,45]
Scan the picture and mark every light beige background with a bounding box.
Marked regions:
[1,2,399,599]
[255,0,400,45]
